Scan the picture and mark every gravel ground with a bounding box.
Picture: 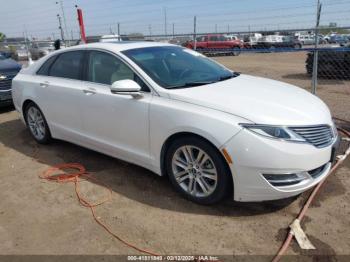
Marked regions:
[0,52,349,260]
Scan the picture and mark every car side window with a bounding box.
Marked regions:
[218,36,226,41]
[49,51,83,80]
[37,55,57,76]
[209,36,218,41]
[87,51,150,92]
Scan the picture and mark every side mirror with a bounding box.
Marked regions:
[110,79,142,98]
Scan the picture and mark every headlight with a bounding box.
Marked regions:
[240,124,306,142]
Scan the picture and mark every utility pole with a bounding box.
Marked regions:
[172,23,175,38]
[117,23,120,36]
[163,7,167,37]
[56,1,68,45]
[193,16,197,50]
[23,25,30,62]
[312,0,322,95]
[227,24,230,34]
[57,14,65,42]
[148,24,152,37]
[215,24,217,33]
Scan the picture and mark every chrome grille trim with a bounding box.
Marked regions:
[289,125,334,148]
[0,71,18,91]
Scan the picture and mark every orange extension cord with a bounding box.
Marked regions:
[39,163,160,256]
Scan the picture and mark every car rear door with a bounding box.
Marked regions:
[36,50,86,140]
[79,50,152,166]
[208,35,219,49]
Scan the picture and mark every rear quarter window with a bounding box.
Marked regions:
[36,55,57,76]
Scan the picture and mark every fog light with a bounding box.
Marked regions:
[263,173,306,187]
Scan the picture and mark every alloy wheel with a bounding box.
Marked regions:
[27,106,46,140]
[171,145,218,198]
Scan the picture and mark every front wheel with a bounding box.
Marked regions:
[166,136,232,205]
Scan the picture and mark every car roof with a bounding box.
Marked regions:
[66,41,175,53]
[22,41,177,75]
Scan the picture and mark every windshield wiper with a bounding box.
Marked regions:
[218,72,240,81]
[168,81,217,89]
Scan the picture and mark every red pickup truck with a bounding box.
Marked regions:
[184,34,243,56]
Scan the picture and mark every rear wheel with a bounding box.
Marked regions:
[294,44,302,49]
[25,102,52,144]
[166,136,232,205]
[232,46,241,56]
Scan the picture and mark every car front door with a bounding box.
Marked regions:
[35,50,86,140]
[80,50,152,166]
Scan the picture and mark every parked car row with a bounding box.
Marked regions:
[183,34,304,54]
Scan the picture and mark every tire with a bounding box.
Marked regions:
[294,44,302,49]
[165,136,232,205]
[232,46,241,56]
[24,102,52,144]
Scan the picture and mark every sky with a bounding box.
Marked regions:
[1,0,350,39]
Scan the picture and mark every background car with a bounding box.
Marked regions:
[11,45,30,61]
[99,34,130,42]
[329,35,349,45]
[185,34,242,56]
[256,35,302,49]
[29,41,54,60]
[306,43,350,78]
[0,53,21,106]
[243,34,262,49]
[0,50,12,59]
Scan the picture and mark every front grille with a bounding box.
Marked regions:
[0,71,18,91]
[289,125,334,148]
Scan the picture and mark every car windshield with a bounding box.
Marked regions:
[0,54,5,60]
[122,46,238,89]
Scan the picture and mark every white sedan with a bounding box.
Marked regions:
[12,42,338,204]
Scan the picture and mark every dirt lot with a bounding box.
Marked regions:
[0,52,349,259]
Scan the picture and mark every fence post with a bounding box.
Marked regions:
[312,0,322,94]
[193,16,197,51]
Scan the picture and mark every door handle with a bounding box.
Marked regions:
[83,88,96,95]
[39,81,49,88]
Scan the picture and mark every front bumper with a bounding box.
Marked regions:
[222,129,336,202]
[0,90,13,106]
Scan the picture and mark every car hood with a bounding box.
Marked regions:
[167,74,332,126]
[0,58,21,71]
